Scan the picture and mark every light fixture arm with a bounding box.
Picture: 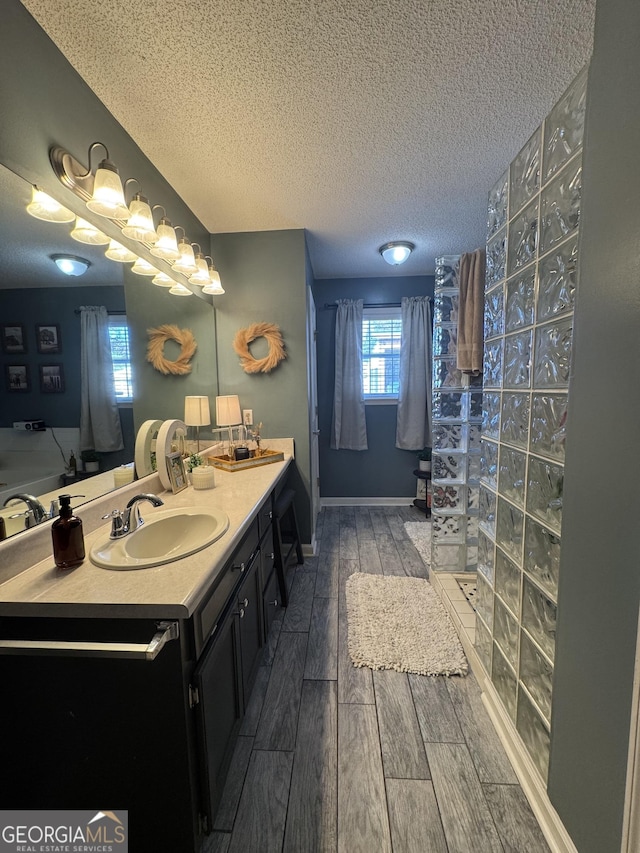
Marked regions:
[152,204,167,222]
[123,177,142,201]
[76,141,110,178]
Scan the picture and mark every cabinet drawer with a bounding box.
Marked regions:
[195,519,259,656]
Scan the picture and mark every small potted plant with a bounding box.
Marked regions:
[417,447,432,472]
[81,449,100,473]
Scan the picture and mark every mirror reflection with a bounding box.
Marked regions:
[0,163,135,540]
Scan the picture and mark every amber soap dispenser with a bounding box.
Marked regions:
[52,494,85,569]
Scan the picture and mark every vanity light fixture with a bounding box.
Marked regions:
[171,229,198,275]
[105,239,138,263]
[150,206,180,260]
[131,257,160,276]
[70,216,110,246]
[121,180,158,243]
[379,241,415,265]
[52,254,91,276]
[26,186,75,223]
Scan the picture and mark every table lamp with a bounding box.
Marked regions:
[184,396,211,453]
[216,395,242,458]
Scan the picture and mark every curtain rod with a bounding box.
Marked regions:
[323,298,433,309]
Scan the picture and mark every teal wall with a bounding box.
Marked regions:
[547,1,640,849]
[312,276,434,498]
[212,229,312,541]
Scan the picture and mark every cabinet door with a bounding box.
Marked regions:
[263,566,283,637]
[237,554,264,704]
[194,604,242,825]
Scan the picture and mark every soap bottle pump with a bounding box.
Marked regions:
[51,494,85,569]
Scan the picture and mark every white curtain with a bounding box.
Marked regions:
[396,296,432,450]
[79,306,124,453]
[331,299,368,450]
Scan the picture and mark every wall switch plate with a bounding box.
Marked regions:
[243,409,253,425]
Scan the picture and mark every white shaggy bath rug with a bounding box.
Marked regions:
[345,572,468,677]
[404,521,432,568]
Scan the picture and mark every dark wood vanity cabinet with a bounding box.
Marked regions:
[0,492,282,853]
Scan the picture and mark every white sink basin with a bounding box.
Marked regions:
[90,506,229,570]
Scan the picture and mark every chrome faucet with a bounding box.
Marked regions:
[3,494,47,524]
[104,493,164,539]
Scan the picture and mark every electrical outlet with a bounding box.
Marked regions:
[243,409,253,426]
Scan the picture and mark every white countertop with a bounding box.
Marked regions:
[0,442,293,620]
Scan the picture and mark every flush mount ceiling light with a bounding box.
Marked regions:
[52,254,91,276]
[26,186,75,223]
[379,241,415,266]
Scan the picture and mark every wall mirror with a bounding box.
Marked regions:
[0,161,136,540]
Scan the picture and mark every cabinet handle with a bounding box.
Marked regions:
[0,621,179,661]
[239,608,245,619]
[270,599,279,607]
[241,597,249,608]
[232,561,246,572]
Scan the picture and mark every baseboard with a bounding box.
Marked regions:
[320,496,415,507]
[481,687,578,853]
[302,535,317,558]
[430,571,578,853]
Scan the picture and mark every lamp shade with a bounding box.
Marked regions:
[27,187,74,223]
[122,194,158,243]
[70,216,109,246]
[184,396,211,426]
[216,395,242,426]
[86,158,129,220]
[105,239,138,263]
[150,219,180,260]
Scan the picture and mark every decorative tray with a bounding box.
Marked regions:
[206,448,285,472]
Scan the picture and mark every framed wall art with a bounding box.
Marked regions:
[39,364,65,393]
[166,451,188,493]
[1,324,27,354]
[5,364,30,391]
[36,324,62,354]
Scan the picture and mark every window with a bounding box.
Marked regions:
[108,315,133,403]
[362,306,402,402]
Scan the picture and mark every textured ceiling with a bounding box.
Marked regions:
[20,0,595,279]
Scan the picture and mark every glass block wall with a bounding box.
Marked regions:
[431,255,483,573]
[475,66,587,783]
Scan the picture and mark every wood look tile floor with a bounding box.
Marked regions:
[204,506,550,853]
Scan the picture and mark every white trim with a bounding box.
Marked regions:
[302,535,318,558]
[481,688,578,853]
[430,570,579,853]
[320,496,414,507]
[364,398,398,406]
[622,602,640,852]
